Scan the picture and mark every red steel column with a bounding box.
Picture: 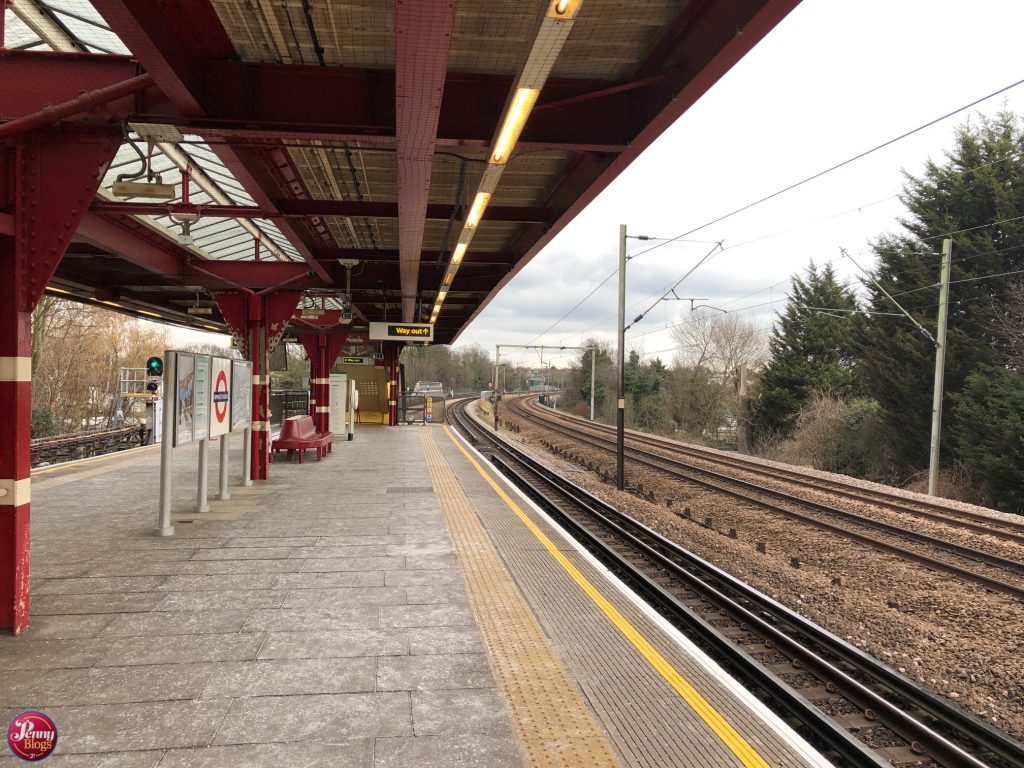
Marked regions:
[307,345,320,422]
[247,295,270,480]
[316,338,329,433]
[387,345,399,426]
[0,130,118,633]
[0,236,31,635]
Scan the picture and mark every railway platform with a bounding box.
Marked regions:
[1,423,831,767]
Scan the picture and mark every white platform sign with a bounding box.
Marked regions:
[193,355,211,442]
[231,360,253,432]
[329,373,347,433]
[173,353,195,447]
[210,357,232,438]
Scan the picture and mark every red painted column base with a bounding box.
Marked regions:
[0,505,30,634]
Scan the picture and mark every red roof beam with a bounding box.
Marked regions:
[129,62,633,149]
[90,200,555,223]
[395,0,457,321]
[0,51,146,123]
[76,212,185,277]
[91,0,333,286]
[0,73,153,140]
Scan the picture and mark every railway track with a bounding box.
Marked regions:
[503,396,1024,600]
[30,426,144,467]
[450,398,1024,768]
[514,396,1024,546]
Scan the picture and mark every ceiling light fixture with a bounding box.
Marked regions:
[548,0,582,19]
[430,1,582,317]
[466,192,491,228]
[490,88,539,165]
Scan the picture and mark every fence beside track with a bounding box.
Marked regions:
[30,426,144,467]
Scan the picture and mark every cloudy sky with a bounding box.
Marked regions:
[453,0,1024,370]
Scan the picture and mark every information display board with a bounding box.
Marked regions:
[192,355,211,442]
[329,374,349,433]
[368,322,433,342]
[210,357,232,438]
[231,360,253,432]
[173,353,195,447]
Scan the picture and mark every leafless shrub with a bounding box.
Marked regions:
[771,393,848,469]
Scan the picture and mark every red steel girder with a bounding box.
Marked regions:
[8,130,121,311]
[91,0,333,286]
[89,0,232,116]
[0,51,145,125]
[129,61,634,150]
[395,0,457,322]
[0,72,153,140]
[186,260,318,289]
[90,199,554,224]
[76,212,186,276]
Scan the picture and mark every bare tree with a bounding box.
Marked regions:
[32,300,170,432]
[670,309,766,386]
[667,310,766,442]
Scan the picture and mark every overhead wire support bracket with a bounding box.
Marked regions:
[625,241,724,331]
[841,248,937,346]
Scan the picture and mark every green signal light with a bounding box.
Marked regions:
[146,356,163,377]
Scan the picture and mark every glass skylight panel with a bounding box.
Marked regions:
[42,0,130,54]
[4,10,42,48]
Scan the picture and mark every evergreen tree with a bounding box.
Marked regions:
[624,351,670,431]
[953,367,1024,511]
[856,112,1024,471]
[751,261,860,442]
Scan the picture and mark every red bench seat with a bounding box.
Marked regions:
[271,415,332,463]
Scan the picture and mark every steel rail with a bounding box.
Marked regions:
[452,399,1024,767]
[522,397,1024,543]
[510,398,1024,598]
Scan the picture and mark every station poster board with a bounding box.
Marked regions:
[192,355,211,442]
[210,357,232,438]
[173,352,195,447]
[231,360,253,432]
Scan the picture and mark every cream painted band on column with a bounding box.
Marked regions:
[252,375,268,386]
[0,478,31,507]
[0,357,31,382]
[313,378,330,385]
[315,406,329,413]
[251,421,270,432]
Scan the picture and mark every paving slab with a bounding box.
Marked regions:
[157,742,372,768]
[2,429,570,766]
[201,657,377,697]
[212,692,412,744]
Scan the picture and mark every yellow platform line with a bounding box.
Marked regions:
[444,426,772,768]
[421,430,621,768]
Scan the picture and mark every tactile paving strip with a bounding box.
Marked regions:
[422,429,622,768]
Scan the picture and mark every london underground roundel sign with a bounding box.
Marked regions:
[213,370,229,424]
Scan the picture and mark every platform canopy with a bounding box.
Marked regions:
[2,0,799,344]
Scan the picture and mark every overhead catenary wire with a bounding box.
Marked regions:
[629,76,1024,260]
